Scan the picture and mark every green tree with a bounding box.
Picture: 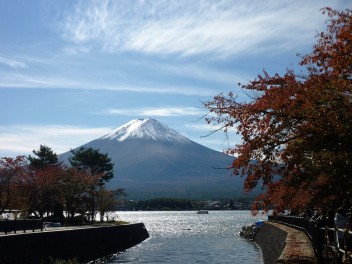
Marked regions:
[69,147,115,222]
[69,147,114,184]
[28,145,59,169]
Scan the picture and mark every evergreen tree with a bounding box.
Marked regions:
[69,147,114,183]
[28,145,59,169]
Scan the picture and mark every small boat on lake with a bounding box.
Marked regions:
[197,210,209,214]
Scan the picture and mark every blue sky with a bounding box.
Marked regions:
[0,0,349,157]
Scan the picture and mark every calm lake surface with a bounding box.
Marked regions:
[104,210,265,264]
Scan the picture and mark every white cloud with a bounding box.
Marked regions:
[0,125,111,157]
[0,56,27,69]
[143,61,250,86]
[106,106,205,117]
[0,72,214,96]
[60,0,335,58]
[186,123,225,132]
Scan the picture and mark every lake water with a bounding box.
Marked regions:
[104,210,265,264]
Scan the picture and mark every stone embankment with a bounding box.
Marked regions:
[254,222,316,264]
[0,223,149,264]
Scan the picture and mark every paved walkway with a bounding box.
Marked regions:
[0,224,116,236]
[271,222,317,264]
[254,222,317,264]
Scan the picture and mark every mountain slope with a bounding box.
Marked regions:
[59,118,253,200]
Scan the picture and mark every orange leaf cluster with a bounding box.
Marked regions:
[205,7,352,213]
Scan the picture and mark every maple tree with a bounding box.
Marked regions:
[0,156,26,214]
[204,8,352,213]
[59,167,100,219]
[22,145,63,217]
[95,186,125,222]
[0,145,121,221]
[14,161,62,218]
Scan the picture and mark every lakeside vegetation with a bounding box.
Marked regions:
[0,145,252,221]
[120,198,253,211]
[0,145,124,223]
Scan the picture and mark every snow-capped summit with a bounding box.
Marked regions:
[101,118,191,143]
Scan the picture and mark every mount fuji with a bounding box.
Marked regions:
[59,118,252,200]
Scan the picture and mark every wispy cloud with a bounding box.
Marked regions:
[0,125,111,157]
[186,123,224,132]
[0,56,27,69]
[0,72,215,96]
[60,0,332,58]
[143,61,250,86]
[106,106,205,117]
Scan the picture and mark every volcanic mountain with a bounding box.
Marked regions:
[59,118,252,200]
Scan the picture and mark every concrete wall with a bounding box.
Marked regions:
[0,219,43,233]
[254,222,288,264]
[0,223,149,264]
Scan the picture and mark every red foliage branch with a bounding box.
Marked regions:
[204,7,352,213]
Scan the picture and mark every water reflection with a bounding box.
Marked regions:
[104,211,265,264]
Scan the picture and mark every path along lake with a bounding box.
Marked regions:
[104,210,265,264]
